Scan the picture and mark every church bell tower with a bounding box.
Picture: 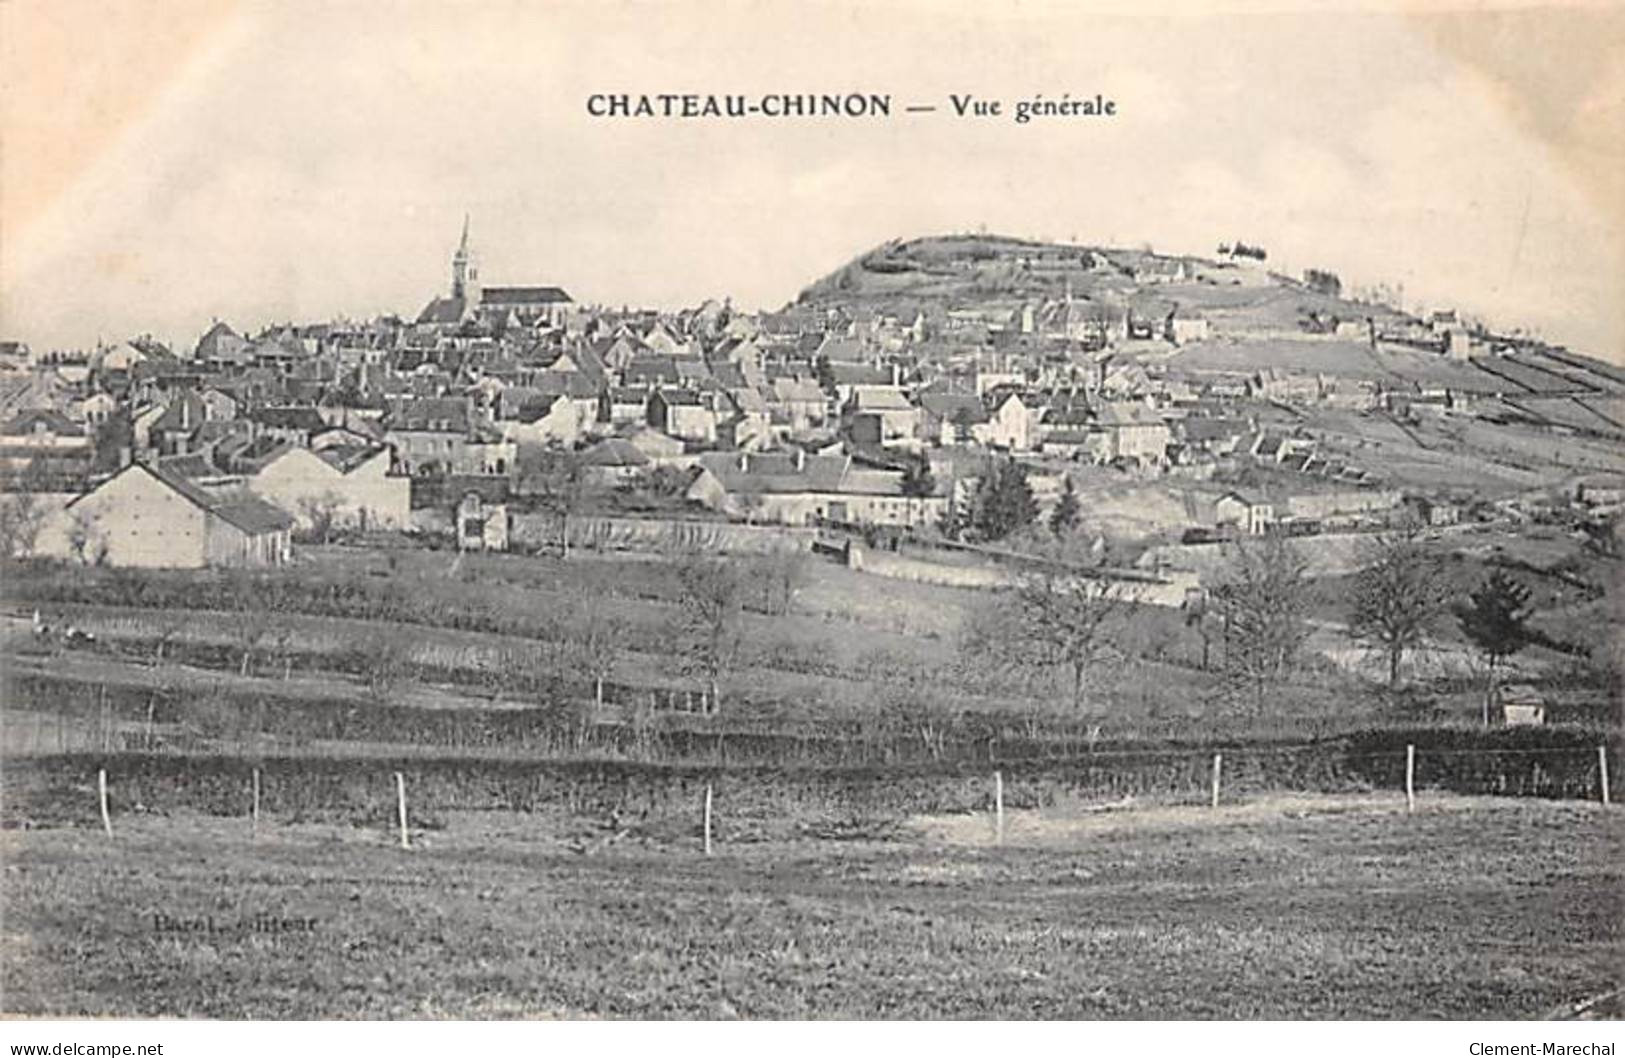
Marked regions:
[451,214,480,305]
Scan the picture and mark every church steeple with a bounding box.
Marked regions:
[451,214,479,303]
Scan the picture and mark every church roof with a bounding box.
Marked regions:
[481,286,572,306]
[417,296,467,325]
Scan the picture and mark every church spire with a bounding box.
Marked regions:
[451,213,478,303]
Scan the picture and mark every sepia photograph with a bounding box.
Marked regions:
[0,0,1621,1039]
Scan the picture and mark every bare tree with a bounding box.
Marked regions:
[1182,591,1218,671]
[961,542,1128,712]
[1206,535,1312,715]
[670,553,745,714]
[0,457,52,560]
[753,547,808,616]
[570,594,627,708]
[1007,562,1127,712]
[67,507,111,566]
[525,447,587,559]
[226,574,274,677]
[1347,524,1452,690]
[151,611,188,665]
[0,491,46,560]
[297,492,344,545]
[359,629,416,704]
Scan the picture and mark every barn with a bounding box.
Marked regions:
[60,462,293,569]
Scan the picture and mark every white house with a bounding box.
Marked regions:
[248,444,410,532]
[58,462,293,568]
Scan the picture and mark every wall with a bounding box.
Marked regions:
[251,449,410,530]
[512,513,815,555]
[70,470,208,569]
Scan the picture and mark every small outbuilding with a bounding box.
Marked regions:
[1498,683,1546,726]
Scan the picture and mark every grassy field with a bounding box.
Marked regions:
[2,793,1618,1018]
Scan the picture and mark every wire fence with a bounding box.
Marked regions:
[4,739,1615,848]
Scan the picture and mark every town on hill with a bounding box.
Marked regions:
[4,227,1621,563]
[2,222,1620,735]
[3,226,1622,1020]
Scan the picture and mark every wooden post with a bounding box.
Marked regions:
[97,768,112,838]
[395,771,410,850]
[994,770,1005,845]
[1210,753,1222,809]
[1405,745,1416,813]
[251,767,262,835]
[1600,746,1612,807]
[703,783,713,856]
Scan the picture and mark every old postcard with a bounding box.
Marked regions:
[0,0,1620,1039]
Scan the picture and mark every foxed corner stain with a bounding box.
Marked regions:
[1400,5,1625,245]
[0,0,244,248]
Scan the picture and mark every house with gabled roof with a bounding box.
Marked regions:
[768,376,828,432]
[247,443,409,531]
[595,386,648,428]
[1212,490,1274,535]
[499,392,589,448]
[578,437,652,484]
[383,396,513,476]
[647,388,717,444]
[844,385,919,446]
[815,335,868,365]
[1096,401,1170,463]
[918,393,991,447]
[686,450,946,528]
[61,462,293,568]
[0,408,93,479]
[984,391,1036,451]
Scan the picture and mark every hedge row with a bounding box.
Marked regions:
[5,726,1616,831]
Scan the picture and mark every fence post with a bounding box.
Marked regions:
[703,783,713,856]
[395,771,410,850]
[98,768,113,838]
[994,770,1005,845]
[1406,744,1416,814]
[1601,746,1612,808]
[252,767,261,836]
[1210,753,1222,809]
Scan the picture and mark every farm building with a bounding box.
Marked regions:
[686,450,947,528]
[246,443,410,532]
[57,462,293,569]
[1498,684,1546,726]
[1212,491,1275,535]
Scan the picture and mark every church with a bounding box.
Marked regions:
[416,217,574,331]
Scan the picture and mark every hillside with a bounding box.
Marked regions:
[794,233,1398,328]
[791,234,1625,404]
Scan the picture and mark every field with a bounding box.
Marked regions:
[2,793,1618,1018]
[2,526,1619,1020]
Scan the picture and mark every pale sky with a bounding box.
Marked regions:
[2,0,1622,361]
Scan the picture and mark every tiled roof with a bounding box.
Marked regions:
[579,438,651,468]
[416,296,467,325]
[1097,402,1164,427]
[696,451,852,494]
[481,286,572,306]
[75,463,294,536]
[848,385,913,412]
[310,444,384,474]
[771,377,824,403]
[0,408,84,437]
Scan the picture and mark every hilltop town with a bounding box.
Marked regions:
[2,228,1621,578]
